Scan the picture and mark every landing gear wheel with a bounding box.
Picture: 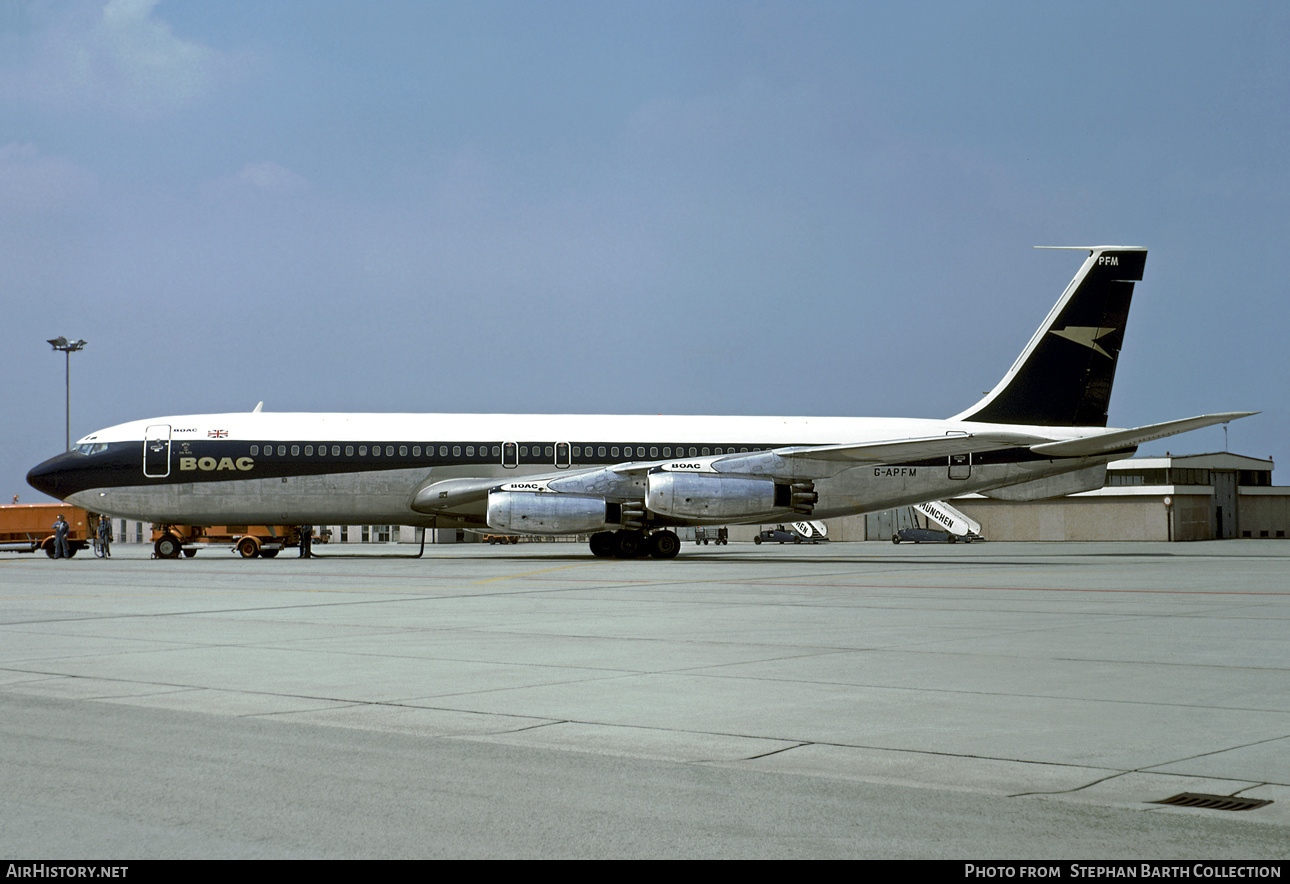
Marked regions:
[154,534,182,559]
[648,530,681,559]
[589,532,616,558]
[237,537,259,558]
[614,530,645,559]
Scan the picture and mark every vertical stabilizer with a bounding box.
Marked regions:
[953,246,1146,427]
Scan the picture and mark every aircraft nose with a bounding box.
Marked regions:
[27,451,79,499]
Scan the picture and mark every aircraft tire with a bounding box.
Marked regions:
[649,530,680,559]
[613,530,644,559]
[589,532,616,558]
[154,534,182,559]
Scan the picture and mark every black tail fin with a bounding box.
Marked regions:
[953,246,1147,428]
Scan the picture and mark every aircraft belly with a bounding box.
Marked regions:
[76,468,436,527]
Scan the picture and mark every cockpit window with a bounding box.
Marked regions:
[73,443,110,455]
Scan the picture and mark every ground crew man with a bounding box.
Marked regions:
[53,513,70,559]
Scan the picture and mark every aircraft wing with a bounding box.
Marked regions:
[414,434,1051,515]
[1028,412,1257,458]
[410,413,1256,521]
[738,431,1052,466]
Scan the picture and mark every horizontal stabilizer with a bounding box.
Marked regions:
[1029,412,1257,458]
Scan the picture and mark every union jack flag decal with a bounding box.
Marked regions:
[208,429,229,438]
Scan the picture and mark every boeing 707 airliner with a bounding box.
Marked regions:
[28,246,1253,558]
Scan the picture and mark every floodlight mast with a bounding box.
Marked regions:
[47,337,87,451]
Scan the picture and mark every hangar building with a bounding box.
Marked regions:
[949,452,1283,542]
[842,452,1284,543]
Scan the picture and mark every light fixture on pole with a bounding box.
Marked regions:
[47,337,87,451]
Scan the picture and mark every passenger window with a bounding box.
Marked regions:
[250,445,259,455]
[386,445,394,456]
[359,446,368,456]
[453,446,461,457]
[345,446,354,457]
[598,446,606,457]
[277,445,287,456]
[305,445,313,456]
[466,446,475,457]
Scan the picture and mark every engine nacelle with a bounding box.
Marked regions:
[486,491,608,534]
[646,472,778,521]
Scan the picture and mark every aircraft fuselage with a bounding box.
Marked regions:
[28,412,1119,528]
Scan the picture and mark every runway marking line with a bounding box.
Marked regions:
[470,561,606,585]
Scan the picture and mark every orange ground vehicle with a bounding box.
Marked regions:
[0,503,97,557]
[150,524,329,559]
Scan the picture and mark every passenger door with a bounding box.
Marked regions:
[143,425,171,478]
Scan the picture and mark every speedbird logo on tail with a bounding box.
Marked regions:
[1050,326,1117,359]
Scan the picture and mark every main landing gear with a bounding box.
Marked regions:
[589,529,681,560]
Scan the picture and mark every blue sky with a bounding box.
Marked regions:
[3,0,1287,501]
